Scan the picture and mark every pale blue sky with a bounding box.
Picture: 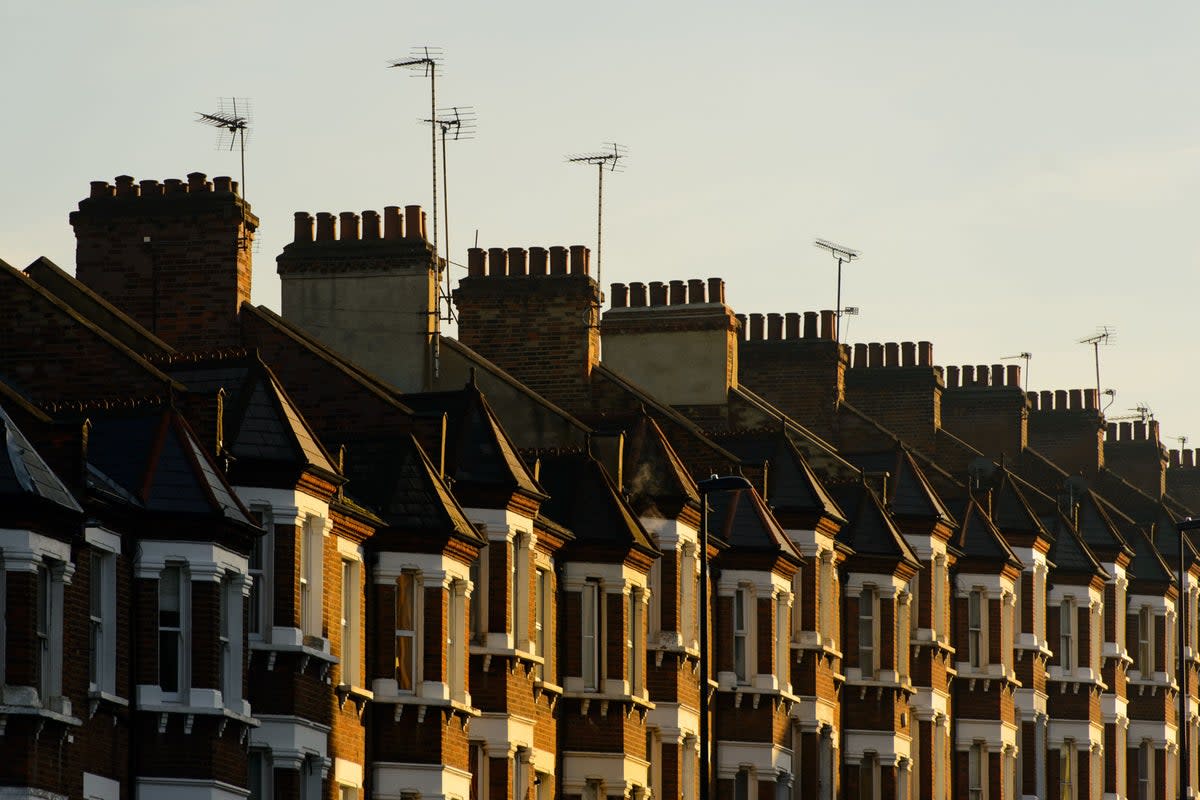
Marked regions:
[3,2,1199,451]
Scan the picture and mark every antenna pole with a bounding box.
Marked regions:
[835,256,844,345]
[441,121,452,325]
[597,160,605,292]
[814,239,860,346]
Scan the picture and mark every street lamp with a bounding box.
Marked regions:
[697,474,753,800]
[1178,518,1200,800]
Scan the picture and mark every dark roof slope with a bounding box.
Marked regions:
[0,404,82,514]
[849,446,952,523]
[537,450,656,557]
[954,497,1022,570]
[716,428,845,524]
[707,486,804,560]
[828,480,919,566]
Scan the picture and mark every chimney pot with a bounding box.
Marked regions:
[901,341,916,366]
[669,280,686,305]
[629,281,647,307]
[529,246,549,276]
[1119,421,1133,441]
[868,342,884,368]
[1027,391,1039,410]
[785,312,801,339]
[115,175,138,197]
[1106,422,1118,440]
[1083,389,1097,410]
[508,247,528,276]
[1133,420,1146,440]
[991,364,1004,386]
[947,365,960,388]
[139,179,163,197]
[90,180,112,199]
[315,212,336,242]
[1006,364,1021,388]
[187,172,211,192]
[707,277,725,305]
[649,281,668,306]
[975,365,989,386]
[488,247,509,277]
[361,210,381,240]
[819,310,837,341]
[383,206,403,240]
[885,342,900,367]
[1149,419,1160,443]
[293,212,314,244]
[339,212,360,241]
[854,343,869,368]
[688,279,706,303]
[611,283,629,308]
[918,341,933,366]
[1039,390,1052,410]
[767,313,783,340]
[803,311,818,339]
[213,175,233,193]
[1186,450,1197,468]
[963,365,976,385]
[1170,450,1181,468]
[164,178,186,195]
[404,206,423,240]
[735,313,747,340]
[468,248,486,277]
[569,244,590,275]
[1069,389,1083,410]
[549,246,568,275]
[749,313,765,341]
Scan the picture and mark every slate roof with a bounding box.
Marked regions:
[716,428,845,524]
[849,446,952,523]
[536,450,657,556]
[990,469,1053,538]
[828,480,919,566]
[1043,509,1108,580]
[400,382,544,500]
[1127,522,1175,589]
[954,496,1022,571]
[163,353,339,479]
[85,407,255,526]
[706,486,804,560]
[0,404,82,514]
[1064,477,1133,561]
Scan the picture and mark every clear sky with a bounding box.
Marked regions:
[3,1,1199,454]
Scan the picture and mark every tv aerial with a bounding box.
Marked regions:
[1079,326,1115,401]
[196,98,252,250]
[1001,352,1032,391]
[568,142,627,295]
[814,239,859,344]
[422,105,476,325]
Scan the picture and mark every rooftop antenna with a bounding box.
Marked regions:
[814,239,859,344]
[567,142,626,295]
[390,46,444,384]
[1176,435,1189,454]
[422,105,476,327]
[840,306,860,342]
[1002,352,1032,391]
[1079,326,1115,401]
[195,98,251,250]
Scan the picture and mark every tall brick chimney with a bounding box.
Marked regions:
[1167,448,1200,512]
[1104,419,1167,499]
[453,245,600,411]
[737,309,848,432]
[1027,389,1104,478]
[71,173,257,351]
[601,277,739,406]
[276,205,438,392]
[843,340,941,452]
[941,363,1028,461]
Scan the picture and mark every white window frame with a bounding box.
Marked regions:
[395,571,419,693]
[1138,606,1153,675]
[582,579,601,691]
[681,544,697,649]
[775,592,790,688]
[933,556,946,641]
[534,567,549,681]
[36,563,52,701]
[158,563,188,697]
[340,558,361,688]
[630,587,645,696]
[819,552,834,648]
[248,505,273,641]
[299,515,326,640]
[470,544,488,643]
[248,750,272,800]
[512,534,530,650]
[897,589,911,683]
[734,586,752,684]
[1061,598,1075,672]
[1061,740,1075,800]
[87,534,119,697]
[859,585,878,679]
[860,752,878,800]
[969,742,986,800]
[449,578,467,703]
[969,589,986,669]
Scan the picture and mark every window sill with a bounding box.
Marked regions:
[533,678,563,699]
[87,689,129,719]
[250,638,338,677]
[470,644,544,674]
[335,684,373,715]
[717,684,803,711]
[561,689,654,715]
[792,641,843,661]
[0,702,82,728]
[370,692,479,722]
[136,701,258,729]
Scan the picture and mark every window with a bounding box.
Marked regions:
[680,544,697,649]
[630,588,645,695]
[776,593,790,687]
[88,550,116,694]
[536,772,552,800]
[1091,604,1102,674]
[818,728,834,800]
[534,567,548,680]
[469,544,487,642]
[1001,593,1012,674]
[1116,579,1126,653]
[969,743,985,800]
[219,576,232,698]
[897,591,910,683]
[933,557,945,641]
[1061,599,1075,671]
[859,586,878,679]
[339,787,358,800]
[513,749,527,800]
[819,552,834,647]
[1033,568,1045,644]
[511,534,530,649]
[449,580,466,702]
[968,590,984,669]
[1060,741,1074,800]
[341,559,361,687]
[1138,607,1153,674]
[299,516,324,639]
[734,587,750,683]
[248,506,272,639]
[735,767,752,800]
[469,742,487,800]
[1013,573,1023,640]
[582,580,601,690]
[860,753,877,800]
[35,564,51,700]
[248,751,271,800]
[682,736,696,800]
[583,780,604,800]
[159,565,186,694]
[395,572,418,692]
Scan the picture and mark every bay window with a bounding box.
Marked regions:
[734,587,750,684]
[582,580,601,691]
[395,571,418,692]
[859,585,878,679]
[158,564,186,694]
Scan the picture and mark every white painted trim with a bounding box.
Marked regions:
[250,714,331,770]
[84,526,122,554]
[233,486,329,528]
[0,528,72,569]
[135,540,248,581]
[843,730,912,765]
[372,762,473,800]
[375,551,471,585]
[561,751,650,795]
[334,757,364,789]
[472,712,536,755]
[134,777,250,800]
[82,772,120,800]
[715,741,793,780]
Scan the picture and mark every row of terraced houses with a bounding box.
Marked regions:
[2,172,1200,800]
